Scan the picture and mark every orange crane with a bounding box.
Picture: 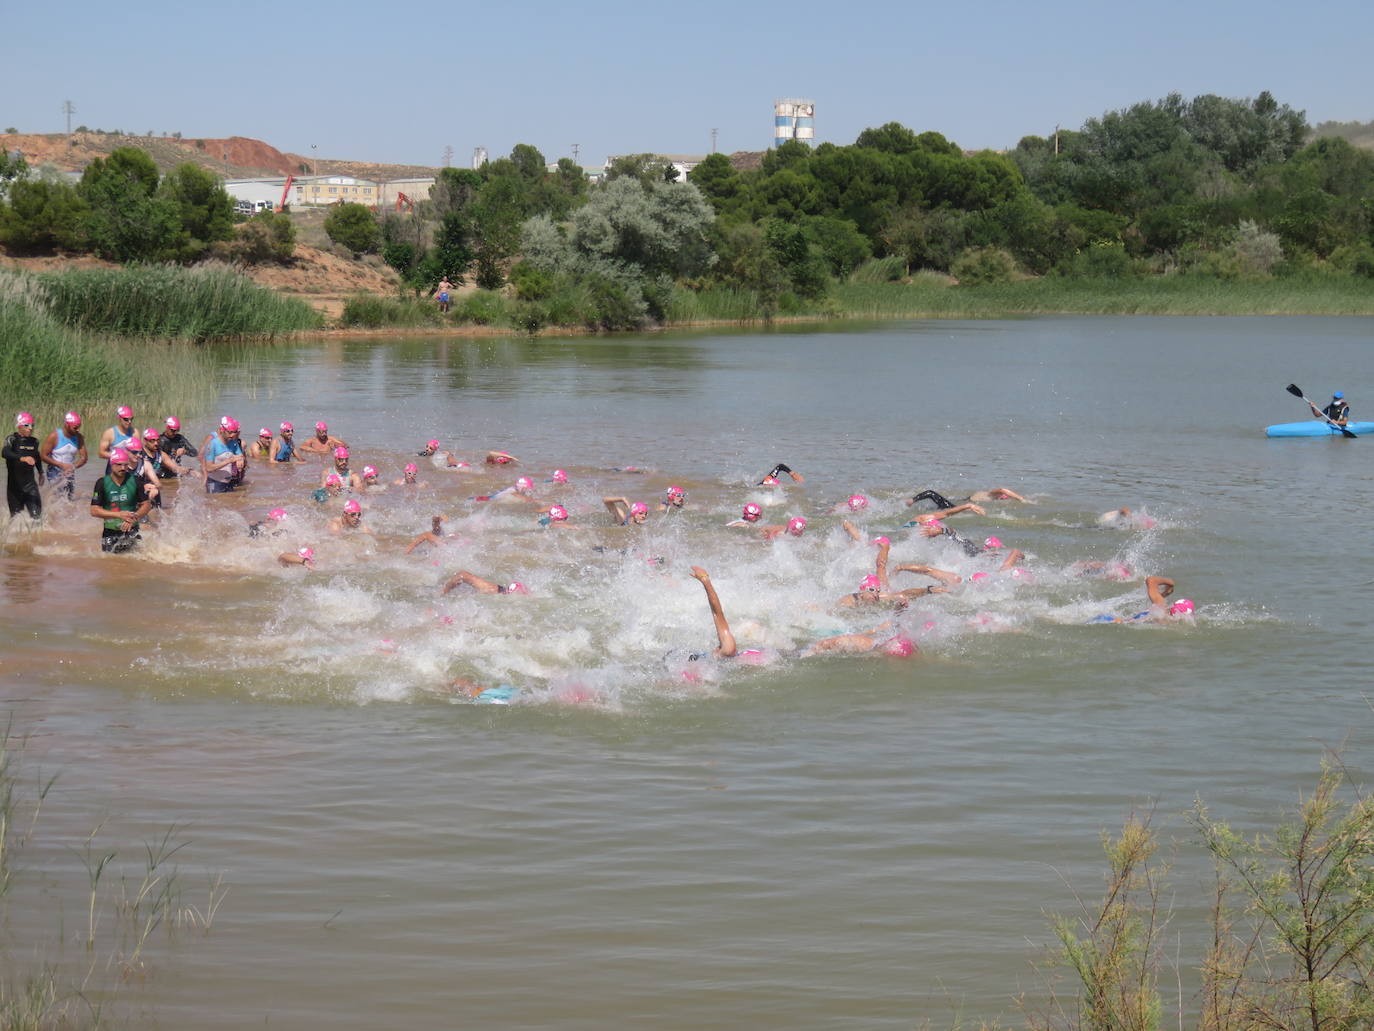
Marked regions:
[396,192,413,212]
[275,174,295,213]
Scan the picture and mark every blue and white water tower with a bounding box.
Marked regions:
[773,99,815,146]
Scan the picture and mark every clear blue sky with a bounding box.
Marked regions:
[6,0,1372,168]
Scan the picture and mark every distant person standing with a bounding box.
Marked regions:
[436,277,453,314]
[4,412,44,519]
[1311,391,1350,427]
[39,411,87,499]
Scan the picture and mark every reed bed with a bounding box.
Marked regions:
[665,286,772,323]
[339,293,442,329]
[35,263,321,341]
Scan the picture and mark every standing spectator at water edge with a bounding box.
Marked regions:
[436,277,453,314]
[90,447,151,553]
[39,411,87,499]
[1311,391,1350,427]
[4,412,44,519]
[298,421,347,455]
[97,405,139,474]
[159,416,198,463]
[202,416,247,494]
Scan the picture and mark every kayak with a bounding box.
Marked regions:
[1265,421,1373,438]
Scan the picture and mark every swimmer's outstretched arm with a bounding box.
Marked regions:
[690,566,737,658]
[998,548,1025,572]
[1145,576,1175,607]
[485,451,520,464]
[603,497,630,522]
[842,520,863,543]
[762,462,805,484]
[985,487,1029,503]
[892,563,962,586]
[442,570,502,595]
[406,516,445,554]
[912,502,985,520]
[278,551,314,568]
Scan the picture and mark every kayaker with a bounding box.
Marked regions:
[1311,391,1349,427]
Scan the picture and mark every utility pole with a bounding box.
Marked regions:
[1054,124,1060,156]
[711,128,718,154]
[62,99,75,135]
[442,144,453,167]
[571,143,579,166]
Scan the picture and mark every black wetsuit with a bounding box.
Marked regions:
[159,431,198,461]
[3,431,43,518]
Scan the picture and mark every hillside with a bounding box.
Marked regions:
[0,131,441,182]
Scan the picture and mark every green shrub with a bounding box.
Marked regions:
[1329,242,1374,278]
[324,202,381,256]
[455,290,509,325]
[338,293,438,328]
[1059,241,1139,278]
[950,246,1018,285]
[848,256,907,283]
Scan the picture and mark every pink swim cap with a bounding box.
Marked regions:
[742,503,762,521]
[333,446,349,460]
[860,574,881,592]
[506,582,529,595]
[970,572,991,583]
[142,427,159,440]
[666,486,684,498]
[325,473,342,486]
[880,636,916,657]
[220,415,239,432]
[925,519,944,530]
[1169,599,1195,616]
[762,476,779,486]
[787,516,806,536]
[552,469,568,483]
[117,405,133,419]
[404,462,418,474]
[426,439,439,450]
[269,508,287,521]
[547,505,569,521]
[1010,567,1033,581]
[984,536,1003,550]
[872,535,890,547]
[847,494,868,510]
[630,502,648,515]
[516,476,534,492]
[164,416,179,431]
[65,411,82,427]
[362,465,377,478]
[15,412,33,426]
[315,421,328,432]
[110,447,133,464]
[344,499,361,514]
[259,427,273,439]
[298,547,314,560]
[280,421,293,432]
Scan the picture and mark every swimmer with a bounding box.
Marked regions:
[836,537,950,608]
[484,450,520,465]
[910,487,1030,508]
[158,416,198,463]
[278,546,315,569]
[834,493,870,515]
[39,411,87,499]
[130,430,168,508]
[201,416,247,494]
[603,497,649,525]
[4,412,43,519]
[359,465,386,493]
[539,504,579,528]
[250,508,289,538]
[549,469,569,485]
[802,621,918,658]
[89,447,152,553]
[1072,560,1135,581]
[272,422,306,463]
[328,498,373,535]
[659,486,687,512]
[916,518,995,558]
[893,548,1026,588]
[1097,506,1157,530]
[419,441,476,471]
[245,427,276,459]
[440,571,530,596]
[97,405,139,474]
[405,515,446,553]
[312,473,345,503]
[903,502,987,524]
[394,463,428,487]
[1090,575,1195,624]
[689,566,737,659]
[139,427,196,482]
[726,502,765,528]
[759,516,808,541]
[298,421,347,454]
[321,447,363,491]
[759,462,805,485]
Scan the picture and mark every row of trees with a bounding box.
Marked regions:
[0,147,293,264]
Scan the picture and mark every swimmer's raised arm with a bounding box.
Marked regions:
[874,536,891,590]
[603,496,630,522]
[842,520,863,543]
[690,566,737,658]
[762,462,805,484]
[406,515,445,554]
[892,563,962,586]
[998,548,1025,572]
[1146,576,1175,607]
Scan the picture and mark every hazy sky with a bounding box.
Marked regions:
[6,0,1371,168]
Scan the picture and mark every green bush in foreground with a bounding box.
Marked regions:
[35,263,321,340]
[339,293,440,329]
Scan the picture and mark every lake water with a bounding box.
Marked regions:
[2,316,1372,1029]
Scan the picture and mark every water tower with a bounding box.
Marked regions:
[773,99,815,146]
[472,146,488,169]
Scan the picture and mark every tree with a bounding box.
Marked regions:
[221,211,295,265]
[855,122,921,154]
[0,179,87,252]
[160,162,235,261]
[0,149,27,200]
[324,202,380,256]
[77,146,180,261]
[509,143,547,183]
[687,153,742,214]
[467,174,526,288]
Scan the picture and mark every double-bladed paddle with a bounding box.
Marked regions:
[1286,383,1357,439]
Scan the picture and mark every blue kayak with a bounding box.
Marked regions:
[1265,421,1372,438]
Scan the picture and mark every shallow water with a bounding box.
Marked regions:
[2,316,1372,1028]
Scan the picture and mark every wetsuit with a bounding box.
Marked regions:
[91,472,147,552]
[3,432,43,518]
[132,450,165,507]
[159,431,198,460]
[45,428,83,497]
[936,523,982,557]
[911,489,957,510]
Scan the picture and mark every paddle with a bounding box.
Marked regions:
[1286,383,1357,439]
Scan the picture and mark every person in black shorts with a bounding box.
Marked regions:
[90,447,152,553]
[4,412,44,519]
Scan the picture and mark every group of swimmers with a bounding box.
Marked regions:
[5,405,1197,695]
